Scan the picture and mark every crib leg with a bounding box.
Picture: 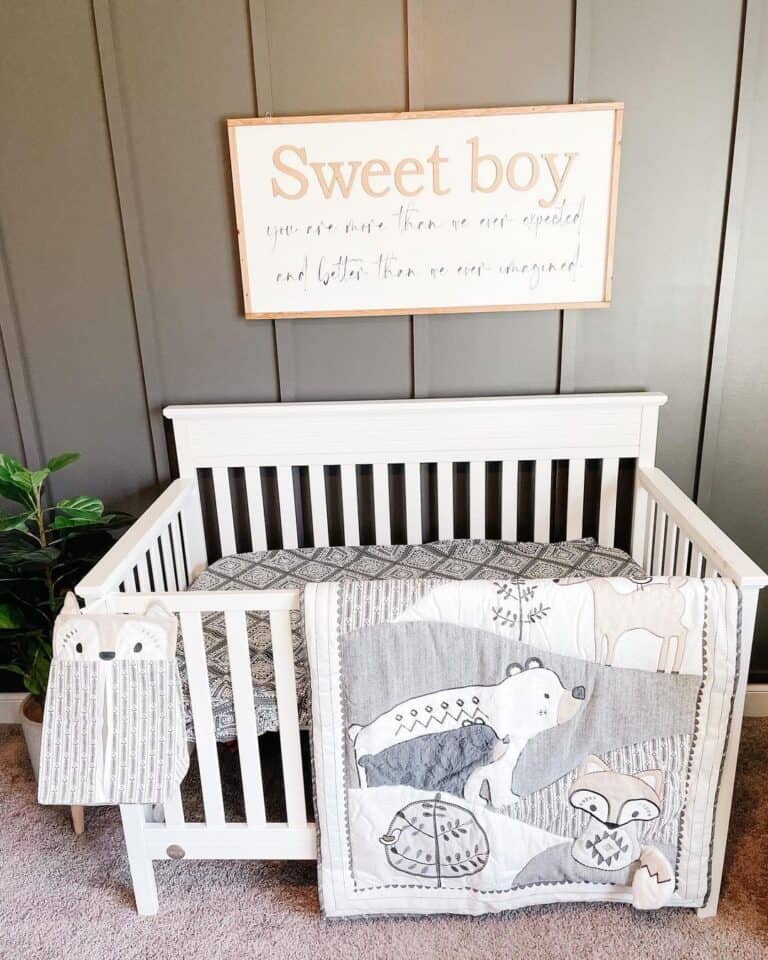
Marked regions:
[120,804,158,915]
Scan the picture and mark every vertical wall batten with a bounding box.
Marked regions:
[92,0,168,483]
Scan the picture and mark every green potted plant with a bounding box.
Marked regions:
[0,453,132,776]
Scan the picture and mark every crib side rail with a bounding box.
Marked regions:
[636,467,768,587]
[75,479,200,603]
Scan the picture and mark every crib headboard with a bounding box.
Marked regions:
[164,392,667,564]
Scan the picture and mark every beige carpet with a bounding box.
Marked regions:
[1,721,767,960]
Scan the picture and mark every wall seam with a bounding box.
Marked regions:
[248,0,293,402]
[559,0,591,394]
[0,225,43,466]
[695,0,760,509]
[91,0,168,482]
[406,0,429,399]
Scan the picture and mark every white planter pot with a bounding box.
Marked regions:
[19,694,43,781]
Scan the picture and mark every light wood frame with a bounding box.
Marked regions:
[75,393,767,917]
[227,103,624,319]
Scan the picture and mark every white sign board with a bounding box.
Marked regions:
[228,104,622,319]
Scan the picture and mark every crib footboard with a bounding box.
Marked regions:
[105,589,313,916]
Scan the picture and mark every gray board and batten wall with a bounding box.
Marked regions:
[1,1,767,677]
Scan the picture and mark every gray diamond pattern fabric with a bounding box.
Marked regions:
[184,539,645,741]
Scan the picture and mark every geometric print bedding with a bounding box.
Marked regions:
[304,576,741,916]
[185,538,645,740]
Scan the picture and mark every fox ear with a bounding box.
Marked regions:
[577,754,611,777]
[635,768,664,799]
[524,657,543,670]
[506,662,523,677]
[143,602,172,622]
[61,592,80,615]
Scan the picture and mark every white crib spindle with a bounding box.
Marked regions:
[653,510,667,575]
[643,500,656,572]
[308,464,329,547]
[566,459,585,541]
[148,539,165,592]
[170,515,189,589]
[225,610,266,825]
[690,545,703,577]
[437,461,453,540]
[534,459,552,542]
[163,787,185,827]
[469,461,486,539]
[244,467,268,552]
[160,527,177,591]
[136,554,151,593]
[501,460,518,540]
[276,465,299,549]
[676,535,690,576]
[404,462,422,544]
[270,610,306,828]
[598,457,619,547]
[178,611,225,826]
[372,463,391,546]
[340,464,360,546]
[664,521,678,575]
[212,467,237,557]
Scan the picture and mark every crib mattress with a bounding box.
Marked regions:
[183,538,644,741]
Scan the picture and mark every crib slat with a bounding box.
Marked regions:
[404,462,422,544]
[136,554,151,593]
[664,520,678,575]
[469,461,486,539]
[178,611,225,826]
[437,461,453,540]
[566,459,585,541]
[121,571,136,594]
[534,459,552,542]
[341,464,360,546]
[225,610,266,825]
[653,510,667,575]
[277,465,299,549]
[170,515,189,589]
[643,500,656,572]
[244,467,267,552]
[270,610,306,828]
[501,460,518,540]
[163,787,185,827]
[690,545,703,577]
[308,464,329,547]
[372,463,391,546]
[160,527,177,591]
[148,539,165,592]
[598,457,619,547]
[676,534,690,576]
[212,468,237,557]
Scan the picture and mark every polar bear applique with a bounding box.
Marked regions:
[348,658,586,808]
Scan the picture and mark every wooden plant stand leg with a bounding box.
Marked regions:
[71,805,85,834]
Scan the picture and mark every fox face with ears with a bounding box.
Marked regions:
[569,755,663,871]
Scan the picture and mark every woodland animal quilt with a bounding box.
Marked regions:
[38,596,188,806]
[304,575,741,917]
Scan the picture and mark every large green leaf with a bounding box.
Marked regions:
[0,454,34,506]
[0,511,34,533]
[0,603,22,629]
[29,468,50,490]
[47,452,80,473]
[52,496,106,529]
[0,543,60,567]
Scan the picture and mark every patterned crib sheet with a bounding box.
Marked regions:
[183,539,644,741]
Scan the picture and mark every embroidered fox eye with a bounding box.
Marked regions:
[544,693,550,699]
[589,804,597,812]
[631,811,639,818]
[75,642,83,654]
[133,642,143,653]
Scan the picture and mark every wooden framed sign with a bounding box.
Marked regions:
[227,103,623,319]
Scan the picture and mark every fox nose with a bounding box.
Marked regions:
[572,685,586,700]
[99,651,115,661]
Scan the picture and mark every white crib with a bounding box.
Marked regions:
[75,392,767,916]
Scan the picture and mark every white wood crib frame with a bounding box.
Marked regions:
[75,392,767,917]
